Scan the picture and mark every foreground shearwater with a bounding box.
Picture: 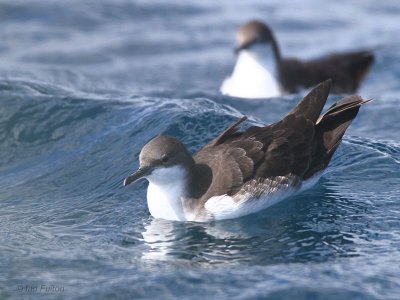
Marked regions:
[220,20,374,99]
[124,80,369,222]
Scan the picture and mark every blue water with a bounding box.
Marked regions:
[1,1,400,299]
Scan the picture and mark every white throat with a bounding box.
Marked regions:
[220,45,281,99]
[146,165,188,221]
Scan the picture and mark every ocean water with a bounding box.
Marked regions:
[1,0,400,299]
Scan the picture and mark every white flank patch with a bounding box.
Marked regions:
[220,45,281,99]
[204,189,296,220]
[205,173,323,221]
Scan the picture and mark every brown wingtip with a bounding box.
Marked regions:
[362,98,373,104]
[238,115,248,123]
[227,116,248,131]
[317,78,332,93]
[310,78,331,89]
[289,79,332,123]
[207,116,248,147]
[323,78,332,86]
[226,115,247,133]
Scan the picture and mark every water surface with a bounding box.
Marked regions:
[1,0,400,299]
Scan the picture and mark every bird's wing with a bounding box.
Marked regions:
[239,79,331,178]
[194,132,267,198]
[196,118,314,219]
[193,80,332,202]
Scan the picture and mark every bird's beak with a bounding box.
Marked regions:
[234,45,245,55]
[234,40,261,55]
[123,166,152,187]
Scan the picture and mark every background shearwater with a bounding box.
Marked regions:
[221,20,374,98]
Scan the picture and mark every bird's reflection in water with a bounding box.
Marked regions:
[141,218,185,260]
[140,216,295,265]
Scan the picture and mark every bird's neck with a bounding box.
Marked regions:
[222,45,281,98]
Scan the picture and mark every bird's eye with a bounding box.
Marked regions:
[161,154,169,163]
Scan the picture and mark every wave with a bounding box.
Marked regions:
[1,80,399,191]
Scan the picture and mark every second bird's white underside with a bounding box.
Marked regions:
[220,49,281,99]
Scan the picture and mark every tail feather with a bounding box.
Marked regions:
[303,96,370,179]
[317,96,372,124]
[342,51,374,88]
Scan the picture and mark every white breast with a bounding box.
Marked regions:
[146,166,188,221]
[220,48,281,99]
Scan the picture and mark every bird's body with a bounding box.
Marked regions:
[280,51,375,94]
[124,80,369,222]
[221,20,374,99]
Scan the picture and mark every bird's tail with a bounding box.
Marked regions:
[303,96,371,179]
[336,50,374,90]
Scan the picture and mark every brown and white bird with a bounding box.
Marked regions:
[220,20,374,99]
[124,80,370,222]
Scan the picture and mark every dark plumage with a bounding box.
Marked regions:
[194,79,369,202]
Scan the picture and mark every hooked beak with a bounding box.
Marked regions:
[234,40,254,54]
[123,166,152,187]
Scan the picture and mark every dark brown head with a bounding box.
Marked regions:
[235,20,280,59]
[123,136,195,186]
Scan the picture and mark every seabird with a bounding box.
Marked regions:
[220,20,374,99]
[124,80,370,222]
